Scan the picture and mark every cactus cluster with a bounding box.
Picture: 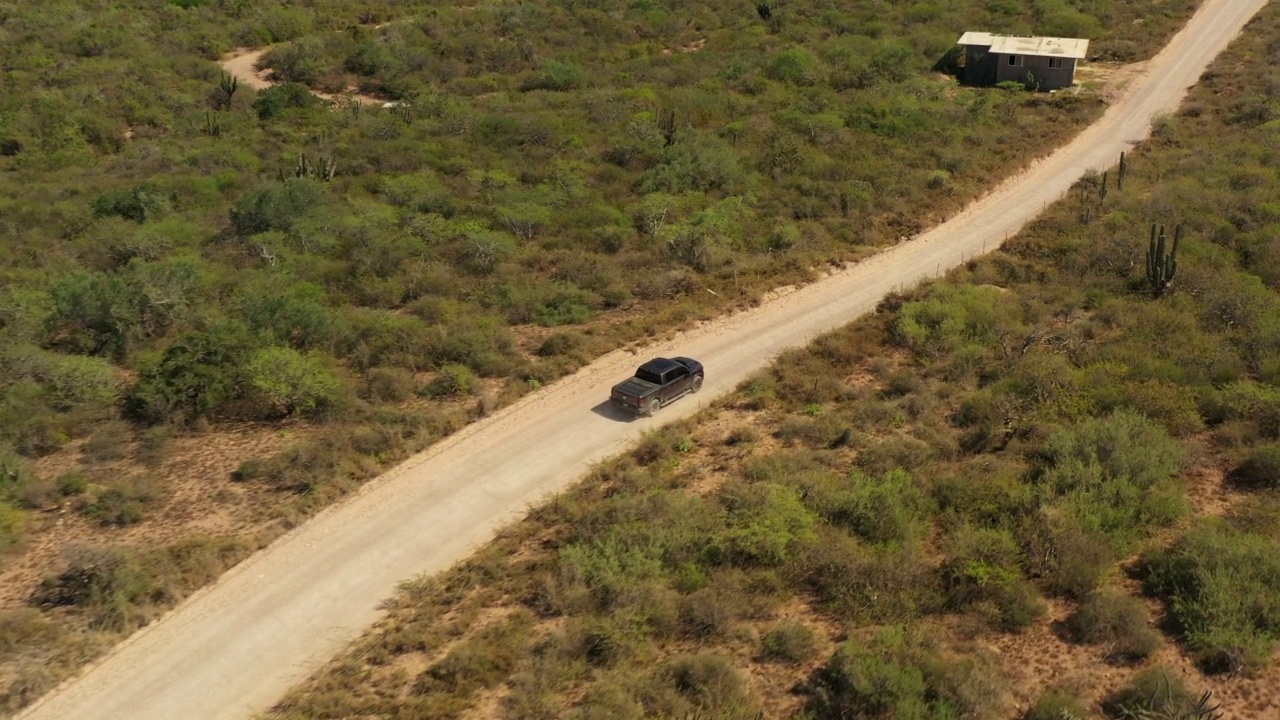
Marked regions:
[203,111,224,137]
[292,152,337,182]
[1146,223,1181,297]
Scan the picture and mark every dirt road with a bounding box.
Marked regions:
[19,1,1267,718]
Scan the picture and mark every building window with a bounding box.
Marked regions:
[1007,55,1022,66]
[1048,57,1064,69]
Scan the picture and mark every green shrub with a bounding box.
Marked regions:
[134,425,172,466]
[1065,588,1159,663]
[760,620,817,663]
[941,525,1045,630]
[361,367,417,403]
[424,363,481,397]
[0,500,24,552]
[126,322,259,423]
[1140,518,1280,674]
[245,346,345,417]
[38,353,121,411]
[800,467,933,545]
[933,460,1034,529]
[665,653,752,710]
[79,475,158,526]
[1024,688,1088,720]
[523,59,587,91]
[715,482,818,567]
[805,625,1003,720]
[1018,511,1113,599]
[44,271,141,359]
[797,529,942,623]
[1039,410,1187,548]
[1228,443,1280,490]
[1101,666,1208,719]
[80,419,132,463]
[229,178,327,235]
[251,82,319,121]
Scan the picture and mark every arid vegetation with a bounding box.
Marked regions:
[0,0,1236,714]
[265,2,1280,718]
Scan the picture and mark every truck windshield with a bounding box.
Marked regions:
[636,368,663,384]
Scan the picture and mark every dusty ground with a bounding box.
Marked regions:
[0,423,307,610]
[16,0,1272,718]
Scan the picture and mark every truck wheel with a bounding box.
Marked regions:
[646,398,661,416]
[691,376,703,393]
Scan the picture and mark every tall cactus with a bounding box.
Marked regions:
[1118,151,1128,191]
[218,71,239,110]
[1099,170,1109,205]
[1146,223,1181,297]
[658,109,677,147]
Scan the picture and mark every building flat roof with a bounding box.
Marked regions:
[957,32,1089,59]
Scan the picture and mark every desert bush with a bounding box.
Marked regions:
[1101,666,1208,719]
[32,545,154,631]
[245,347,345,417]
[1038,410,1187,548]
[1018,511,1114,599]
[126,321,259,423]
[80,419,132,463]
[664,653,754,712]
[414,613,532,695]
[941,524,1045,630]
[805,625,1004,720]
[799,467,933,545]
[79,474,159,526]
[895,283,1027,374]
[250,82,320,121]
[759,619,817,664]
[1065,588,1159,663]
[724,425,760,446]
[932,459,1034,529]
[1024,688,1089,720]
[424,363,481,397]
[44,271,142,360]
[134,425,172,466]
[714,481,818,567]
[536,331,585,358]
[1228,442,1280,490]
[0,501,23,552]
[797,529,942,623]
[358,368,415,405]
[36,353,121,411]
[678,588,741,640]
[1140,518,1280,674]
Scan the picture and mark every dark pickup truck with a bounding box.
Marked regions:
[610,357,704,416]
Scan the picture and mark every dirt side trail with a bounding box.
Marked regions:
[19,1,1268,718]
[219,47,386,105]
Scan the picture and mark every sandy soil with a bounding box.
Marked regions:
[17,1,1270,718]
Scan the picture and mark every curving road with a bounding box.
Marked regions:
[18,0,1268,718]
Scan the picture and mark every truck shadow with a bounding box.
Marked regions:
[590,400,641,423]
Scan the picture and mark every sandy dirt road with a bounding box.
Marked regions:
[18,1,1267,718]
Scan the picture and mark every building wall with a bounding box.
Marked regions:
[993,54,1076,90]
[963,45,998,85]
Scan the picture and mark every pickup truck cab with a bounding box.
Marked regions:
[610,357,704,416]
